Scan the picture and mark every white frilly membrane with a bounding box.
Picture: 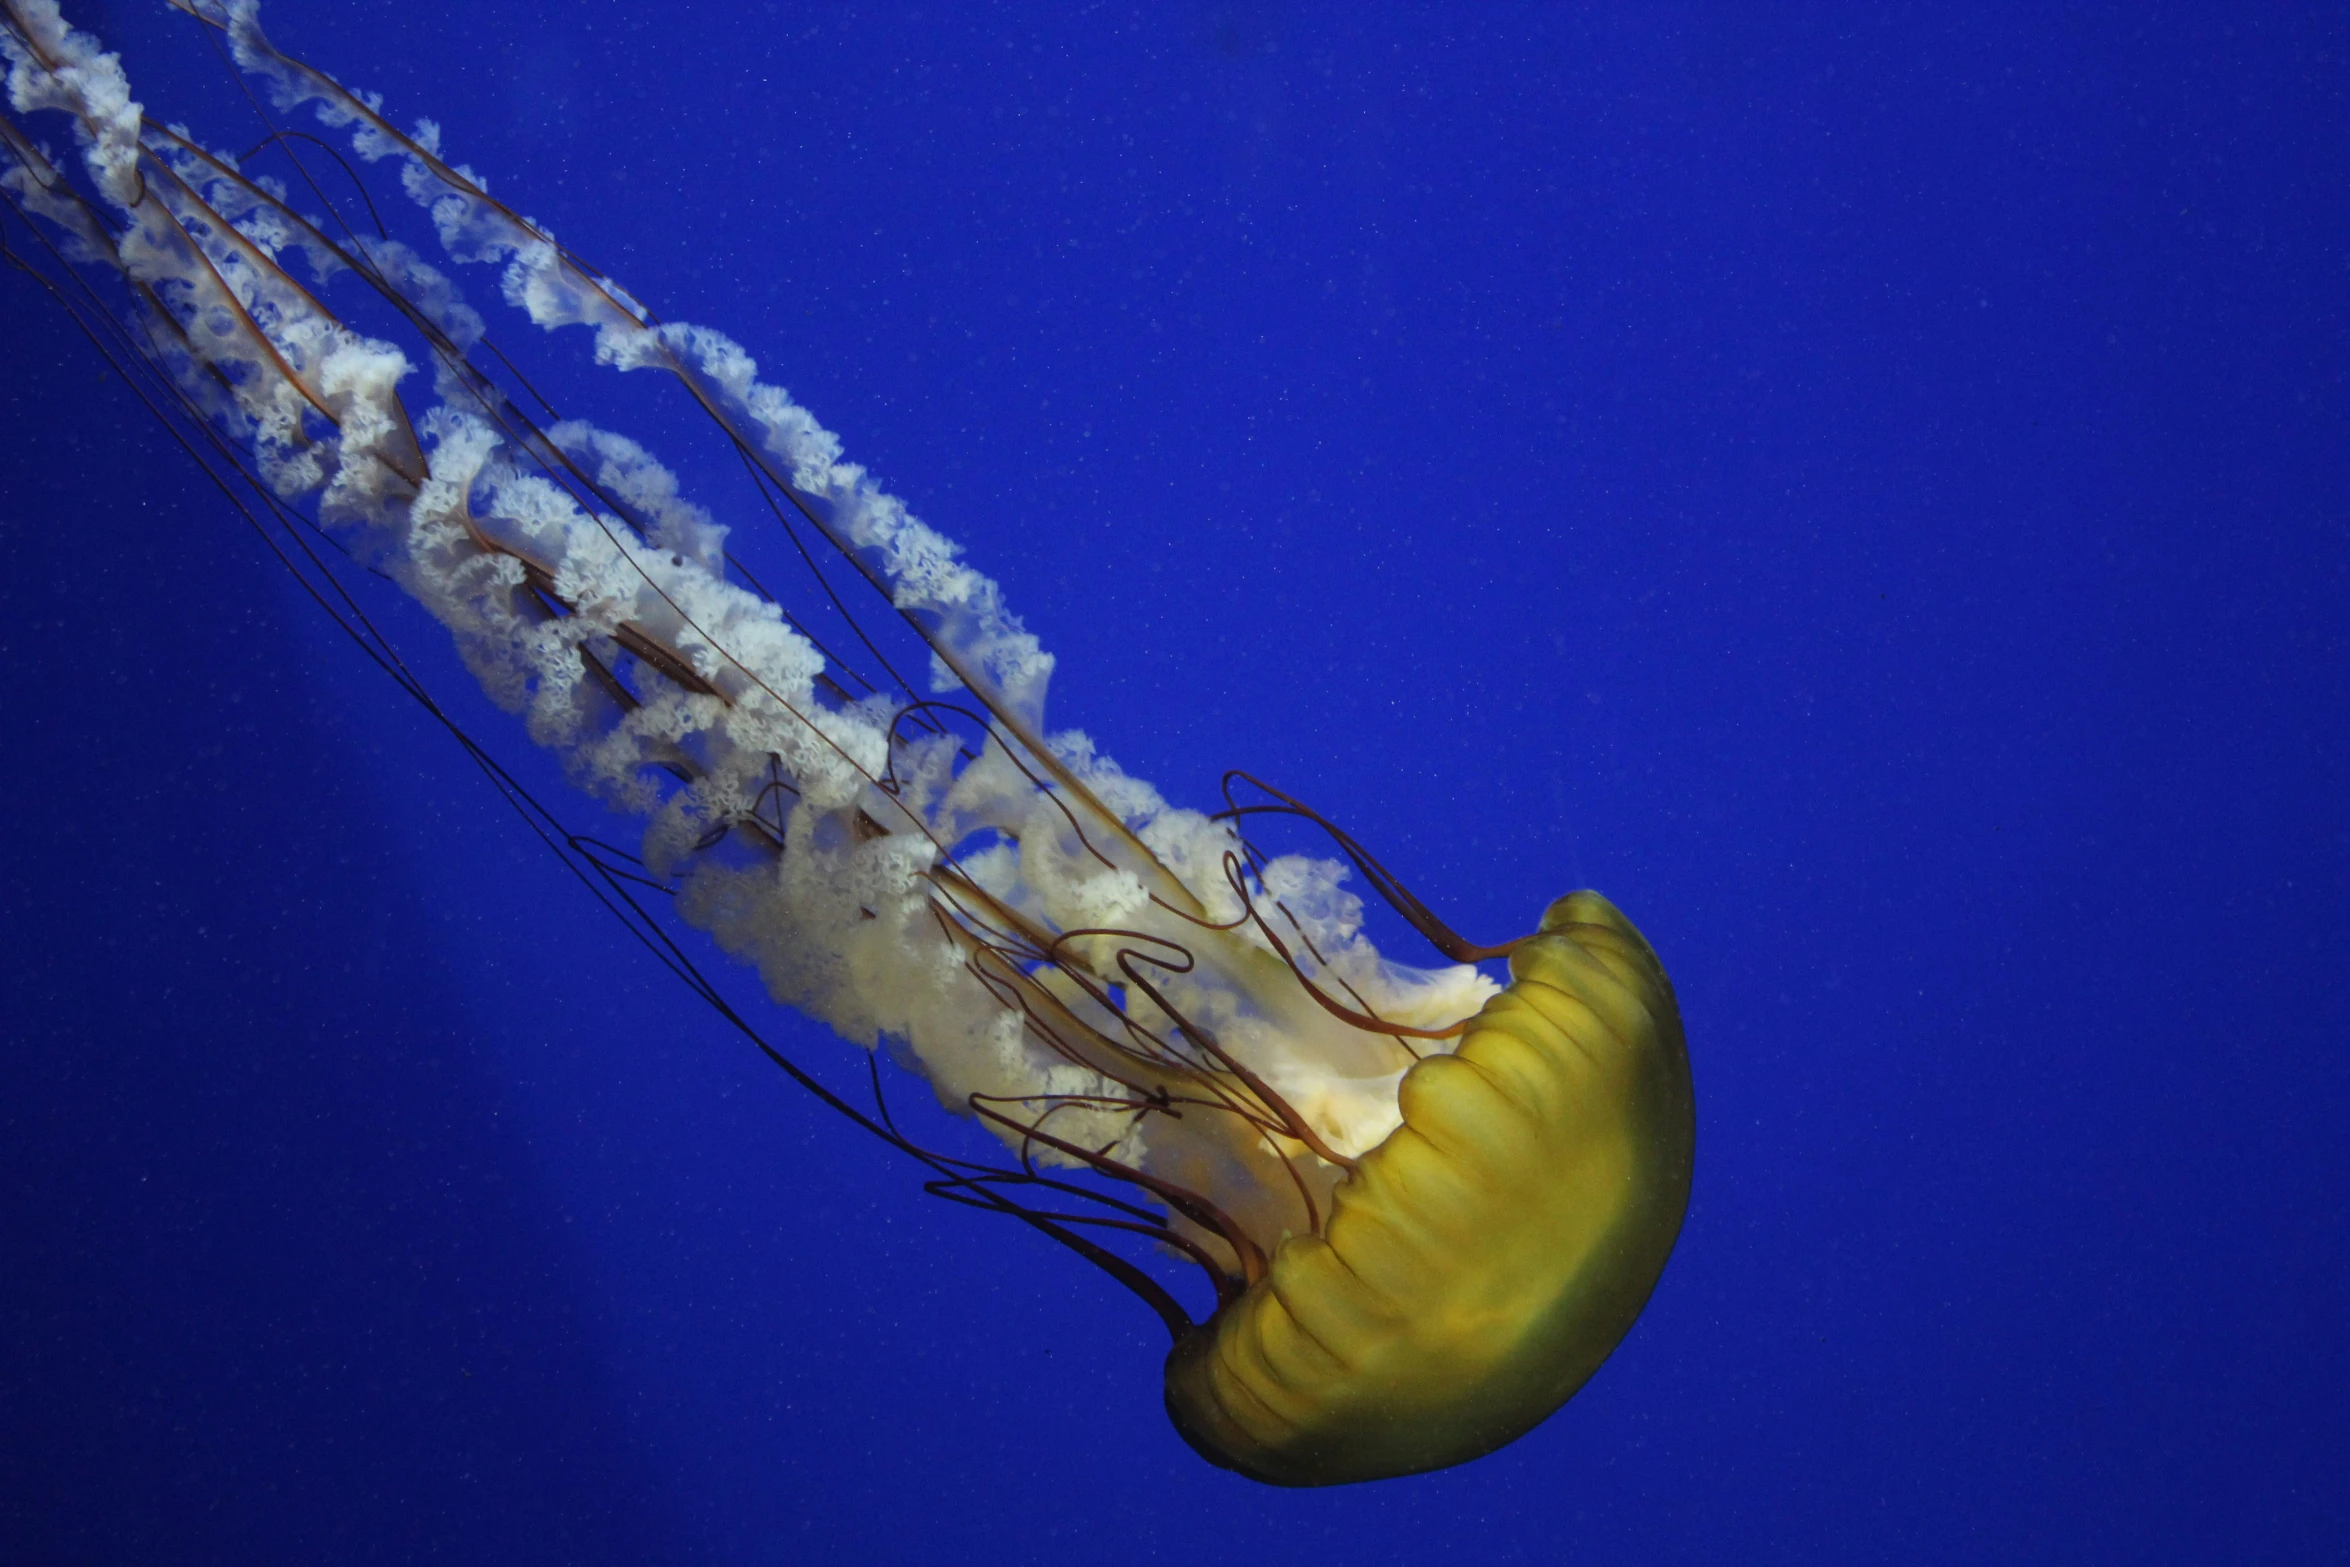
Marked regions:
[1,0,1500,1312]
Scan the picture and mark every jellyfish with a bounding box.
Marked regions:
[1,0,1693,1485]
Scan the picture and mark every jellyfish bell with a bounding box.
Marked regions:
[1164,889,1693,1485]
[0,0,1693,1485]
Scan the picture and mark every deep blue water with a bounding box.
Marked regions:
[3,2,2345,1561]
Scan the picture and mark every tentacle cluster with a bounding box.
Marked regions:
[2,0,1517,1331]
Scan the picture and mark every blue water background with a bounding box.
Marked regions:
[3,1,2345,1560]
